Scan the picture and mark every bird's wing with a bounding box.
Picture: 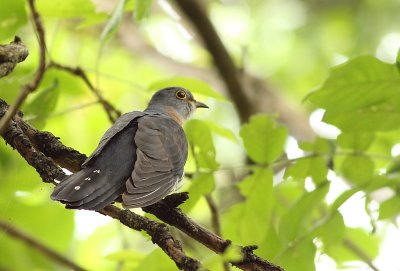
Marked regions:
[82,111,146,167]
[122,115,188,208]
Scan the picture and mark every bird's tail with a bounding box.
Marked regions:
[51,167,125,211]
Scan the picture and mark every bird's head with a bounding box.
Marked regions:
[145,87,209,124]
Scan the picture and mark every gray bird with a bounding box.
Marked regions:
[51,87,208,211]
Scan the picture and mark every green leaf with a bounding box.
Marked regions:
[325,228,379,265]
[133,0,153,21]
[278,239,316,271]
[308,56,400,111]
[204,120,237,142]
[222,168,274,245]
[181,173,215,212]
[23,80,60,128]
[341,155,374,184]
[0,0,27,40]
[316,211,345,248]
[100,0,126,43]
[185,119,219,171]
[307,56,400,132]
[279,183,330,243]
[36,0,98,18]
[379,196,400,220]
[105,250,144,262]
[133,249,176,271]
[240,114,287,164]
[298,137,332,153]
[284,156,328,184]
[337,132,375,151]
[149,77,226,100]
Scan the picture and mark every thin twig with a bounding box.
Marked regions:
[0,0,46,135]
[48,61,122,123]
[0,220,86,271]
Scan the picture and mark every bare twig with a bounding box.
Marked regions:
[0,219,86,271]
[0,0,46,135]
[0,36,29,78]
[48,61,122,123]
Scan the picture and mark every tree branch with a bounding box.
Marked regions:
[0,0,46,135]
[0,219,86,271]
[0,36,29,78]
[48,61,122,123]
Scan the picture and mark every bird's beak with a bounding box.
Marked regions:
[195,100,209,109]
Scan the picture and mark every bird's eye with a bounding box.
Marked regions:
[175,90,186,100]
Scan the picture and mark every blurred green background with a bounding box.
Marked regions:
[1,0,400,270]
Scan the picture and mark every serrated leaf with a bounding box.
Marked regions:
[185,119,219,171]
[100,0,126,43]
[379,196,400,220]
[149,77,226,100]
[307,56,400,132]
[133,0,153,21]
[181,173,215,212]
[240,114,287,164]
[284,156,328,184]
[222,168,274,244]
[308,56,400,111]
[337,132,375,151]
[341,155,374,184]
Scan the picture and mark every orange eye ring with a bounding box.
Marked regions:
[175,90,186,100]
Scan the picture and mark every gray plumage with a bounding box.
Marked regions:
[51,87,208,210]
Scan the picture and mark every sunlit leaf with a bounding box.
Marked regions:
[181,173,215,212]
[204,120,237,142]
[36,0,98,18]
[307,56,400,132]
[337,132,375,151]
[379,196,400,220]
[279,183,330,243]
[133,249,176,271]
[341,155,374,185]
[325,227,380,265]
[240,114,287,164]
[222,168,274,245]
[284,156,328,184]
[133,0,153,21]
[185,119,219,171]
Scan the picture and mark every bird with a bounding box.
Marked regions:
[51,87,208,211]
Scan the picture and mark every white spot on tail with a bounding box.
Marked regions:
[93,170,100,173]
[74,186,81,190]
[54,179,61,184]
[84,177,91,181]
